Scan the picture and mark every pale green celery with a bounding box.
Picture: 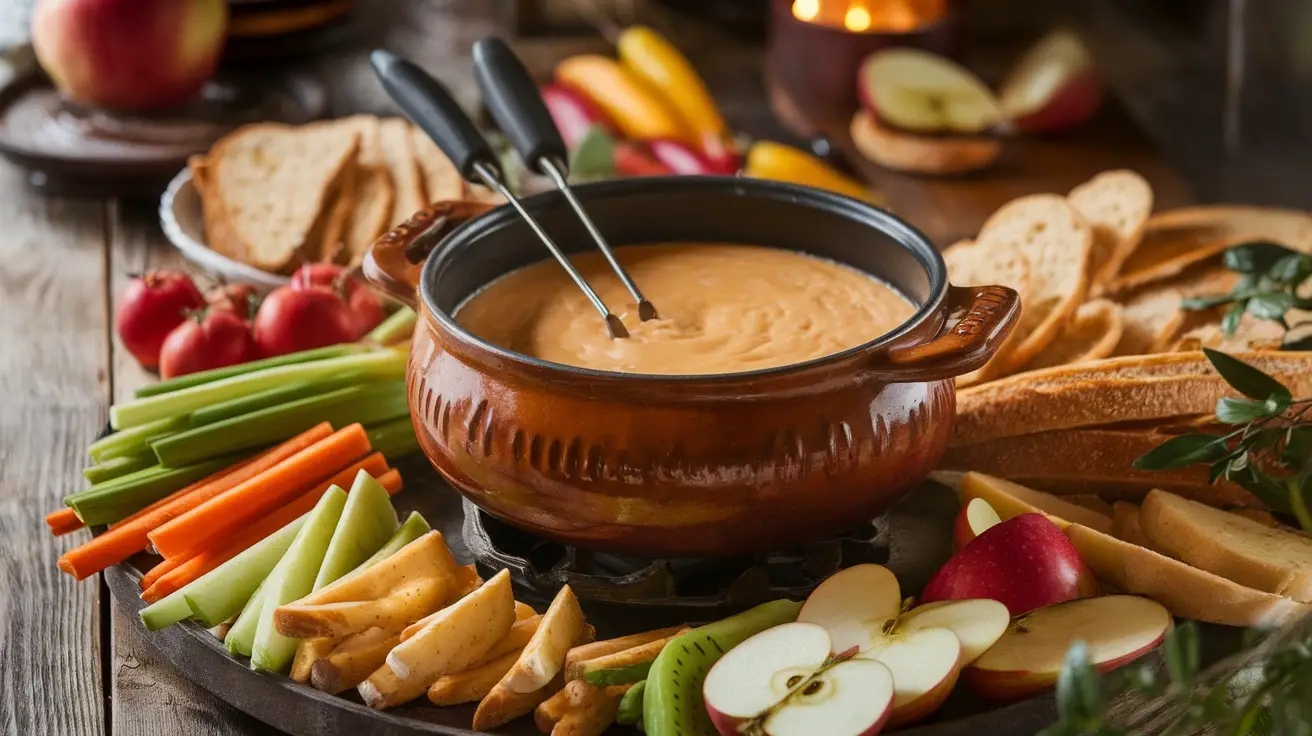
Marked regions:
[65,454,243,526]
[365,416,421,460]
[110,349,406,429]
[88,416,188,463]
[82,451,155,484]
[367,307,417,346]
[226,577,270,657]
[136,344,367,398]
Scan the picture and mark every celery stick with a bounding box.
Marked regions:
[65,453,247,526]
[111,349,406,429]
[82,451,154,484]
[136,344,367,398]
[366,417,420,460]
[138,590,193,632]
[367,307,417,345]
[189,371,368,427]
[88,416,188,462]
[176,515,309,628]
[250,487,348,673]
[312,472,399,590]
[226,576,270,657]
[150,381,407,468]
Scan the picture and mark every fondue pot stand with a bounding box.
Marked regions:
[364,176,1018,556]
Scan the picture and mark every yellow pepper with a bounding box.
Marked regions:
[555,54,694,145]
[744,141,882,204]
[616,26,728,149]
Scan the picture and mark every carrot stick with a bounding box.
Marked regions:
[109,455,256,530]
[46,508,84,536]
[142,464,401,602]
[148,424,372,561]
[54,424,335,581]
[138,556,184,593]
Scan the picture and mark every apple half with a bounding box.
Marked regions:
[953,497,1002,550]
[703,622,895,736]
[859,48,1005,135]
[998,30,1102,134]
[966,595,1171,700]
[797,564,1008,726]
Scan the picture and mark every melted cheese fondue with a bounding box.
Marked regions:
[455,244,915,375]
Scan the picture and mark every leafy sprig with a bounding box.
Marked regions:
[1132,349,1312,532]
[1181,241,1312,348]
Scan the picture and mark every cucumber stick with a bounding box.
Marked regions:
[111,348,406,429]
[357,511,430,570]
[137,590,193,632]
[249,487,348,673]
[311,472,399,590]
[226,575,271,657]
[135,344,367,398]
[177,515,310,628]
[617,680,646,726]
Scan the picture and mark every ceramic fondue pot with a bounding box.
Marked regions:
[364,176,1018,556]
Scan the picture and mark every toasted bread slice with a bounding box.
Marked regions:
[1113,265,1238,356]
[942,429,1260,508]
[1065,523,1310,626]
[1025,299,1123,370]
[1140,490,1312,602]
[1104,205,1312,295]
[410,123,463,204]
[190,155,245,262]
[1109,502,1167,554]
[330,115,395,265]
[310,156,358,264]
[850,111,1001,175]
[951,351,1312,446]
[1068,170,1153,292]
[204,122,360,272]
[465,183,507,205]
[972,194,1093,376]
[943,238,1032,387]
[380,117,426,228]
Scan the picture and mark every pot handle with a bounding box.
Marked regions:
[876,284,1020,381]
[361,200,497,308]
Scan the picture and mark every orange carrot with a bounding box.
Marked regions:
[142,464,401,602]
[110,455,255,530]
[47,508,84,536]
[148,424,371,561]
[138,556,184,593]
[53,424,335,581]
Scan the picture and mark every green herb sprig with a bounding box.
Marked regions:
[1181,241,1312,349]
[1132,349,1312,532]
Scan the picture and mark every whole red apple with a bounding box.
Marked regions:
[32,0,228,111]
[922,513,1099,616]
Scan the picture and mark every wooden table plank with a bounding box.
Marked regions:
[105,201,283,735]
[0,160,108,736]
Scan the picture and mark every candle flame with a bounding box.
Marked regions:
[792,0,820,22]
[791,0,947,32]
[844,4,872,31]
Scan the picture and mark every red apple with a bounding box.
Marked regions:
[32,0,228,111]
[998,30,1102,134]
[703,622,895,736]
[859,48,1004,135]
[965,595,1171,700]
[953,497,1002,550]
[923,513,1099,616]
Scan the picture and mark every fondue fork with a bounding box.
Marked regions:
[471,38,659,322]
[370,50,631,339]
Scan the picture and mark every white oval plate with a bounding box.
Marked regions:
[159,167,290,289]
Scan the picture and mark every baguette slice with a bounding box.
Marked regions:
[380,117,426,228]
[1065,523,1311,627]
[1068,170,1153,292]
[850,111,1000,175]
[411,123,463,204]
[1140,490,1312,602]
[1109,502,1165,553]
[334,115,395,265]
[205,122,360,273]
[1024,299,1123,370]
[1112,265,1237,356]
[952,351,1312,447]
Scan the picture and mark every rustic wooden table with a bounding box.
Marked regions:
[0,6,1194,734]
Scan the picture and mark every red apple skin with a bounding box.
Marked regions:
[1009,71,1102,134]
[32,0,228,111]
[922,513,1096,617]
[964,628,1165,701]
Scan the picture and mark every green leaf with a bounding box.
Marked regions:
[1224,241,1300,273]
[1182,293,1237,311]
[1223,302,1246,336]
[1232,465,1294,513]
[1247,292,1296,321]
[568,126,616,183]
[1204,348,1293,401]
[1267,253,1312,285]
[1165,622,1200,687]
[1135,433,1231,470]
[1217,397,1279,424]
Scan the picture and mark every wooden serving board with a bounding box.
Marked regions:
[103,455,1062,736]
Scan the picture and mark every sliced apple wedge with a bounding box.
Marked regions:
[966,595,1170,700]
[859,48,1004,135]
[958,472,1113,533]
[797,564,901,655]
[898,599,1009,665]
[863,627,961,727]
[703,622,895,736]
[999,30,1102,134]
[953,497,1002,550]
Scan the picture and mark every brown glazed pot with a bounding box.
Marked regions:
[364,177,1017,556]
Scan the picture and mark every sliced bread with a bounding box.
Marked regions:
[942,238,1032,386]
[379,117,426,228]
[203,122,360,272]
[332,115,395,265]
[1024,299,1123,370]
[849,111,1001,175]
[1067,170,1153,292]
[1110,502,1166,553]
[1112,265,1238,356]
[410,123,463,204]
[1140,489,1312,602]
[1065,523,1310,627]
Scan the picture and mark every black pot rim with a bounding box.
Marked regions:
[420,176,947,383]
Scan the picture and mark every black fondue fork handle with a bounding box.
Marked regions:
[472,37,568,177]
[369,49,501,186]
